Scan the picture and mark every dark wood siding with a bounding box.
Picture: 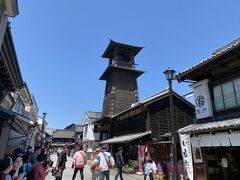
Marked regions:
[102,68,139,117]
[112,112,147,136]
[149,106,193,137]
[148,96,194,138]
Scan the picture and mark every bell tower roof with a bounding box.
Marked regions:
[101,39,144,59]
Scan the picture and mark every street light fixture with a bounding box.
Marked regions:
[40,112,47,147]
[163,68,178,180]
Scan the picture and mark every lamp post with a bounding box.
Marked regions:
[163,68,178,180]
[40,112,47,147]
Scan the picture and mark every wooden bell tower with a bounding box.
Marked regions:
[100,40,144,117]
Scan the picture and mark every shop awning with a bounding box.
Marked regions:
[51,143,66,147]
[178,117,240,134]
[100,131,151,144]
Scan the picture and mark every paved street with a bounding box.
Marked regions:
[47,154,143,180]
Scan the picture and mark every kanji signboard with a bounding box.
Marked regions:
[190,79,213,119]
[180,134,193,180]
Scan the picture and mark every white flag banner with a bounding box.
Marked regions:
[180,134,194,180]
[190,79,213,120]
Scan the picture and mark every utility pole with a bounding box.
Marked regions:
[164,68,178,180]
[40,112,47,147]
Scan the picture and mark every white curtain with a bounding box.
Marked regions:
[222,81,237,108]
[213,85,224,110]
[234,78,240,106]
[229,133,240,146]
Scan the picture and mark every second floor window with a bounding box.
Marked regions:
[84,126,88,137]
[93,125,99,133]
[213,78,240,111]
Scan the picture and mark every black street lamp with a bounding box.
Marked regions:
[40,112,47,147]
[163,68,178,180]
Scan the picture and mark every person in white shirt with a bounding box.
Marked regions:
[91,145,115,180]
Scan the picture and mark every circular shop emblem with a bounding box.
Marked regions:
[196,95,205,107]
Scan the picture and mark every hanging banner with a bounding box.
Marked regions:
[138,145,146,172]
[190,79,213,120]
[180,134,194,180]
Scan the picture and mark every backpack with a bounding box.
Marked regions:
[144,163,151,175]
[103,153,112,169]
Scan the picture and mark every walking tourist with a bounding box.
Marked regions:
[72,144,87,180]
[55,146,68,180]
[115,146,124,180]
[29,146,42,164]
[31,153,51,180]
[91,148,100,180]
[27,146,42,180]
[144,159,154,180]
[91,144,115,180]
[0,156,13,180]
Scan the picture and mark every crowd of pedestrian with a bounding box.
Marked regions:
[0,144,159,180]
[53,144,156,180]
[0,146,52,180]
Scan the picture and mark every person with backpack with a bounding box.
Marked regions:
[0,156,13,180]
[91,144,115,180]
[71,144,87,180]
[115,147,124,180]
[144,160,154,180]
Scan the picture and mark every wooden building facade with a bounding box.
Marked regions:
[177,38,240,180]
[101,89,194,178]
[97,40,144,141]
[0,23,24,158]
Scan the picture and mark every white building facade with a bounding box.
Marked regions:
[82,111,101,158]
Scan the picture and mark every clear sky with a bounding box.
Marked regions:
[10,1,240,128]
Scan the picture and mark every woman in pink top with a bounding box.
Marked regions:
[72,145,87,180]
[32,153,51,180]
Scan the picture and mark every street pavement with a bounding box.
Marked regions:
[47,154,144,180]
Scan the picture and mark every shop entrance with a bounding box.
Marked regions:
[205,147,240,180]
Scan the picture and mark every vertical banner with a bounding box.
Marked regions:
[138,145,146,172]
[190,79,213,120]
[180,134,194,180]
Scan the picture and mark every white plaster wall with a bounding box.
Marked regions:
[82,114,100,141]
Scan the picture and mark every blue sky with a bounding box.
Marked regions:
[10,1,240,128]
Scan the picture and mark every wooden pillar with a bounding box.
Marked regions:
[146,109,150,131]
[202,148,209,180]
[0,122,11,158]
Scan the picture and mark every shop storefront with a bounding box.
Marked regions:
[179,118,240,180]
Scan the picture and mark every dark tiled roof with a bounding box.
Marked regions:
[178,117,240,134]
[75,125,83,132]
[176,37,240,80]
[112,88,194,118]
[100,131,151,144]
[101,39,143,59]
[86,111,102,119]
[53,129,75,139]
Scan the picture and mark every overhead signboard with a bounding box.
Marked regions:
[190,79,213,120]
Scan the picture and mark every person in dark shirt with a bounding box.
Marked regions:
[115,147,124,180]
[55,146,68,180]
